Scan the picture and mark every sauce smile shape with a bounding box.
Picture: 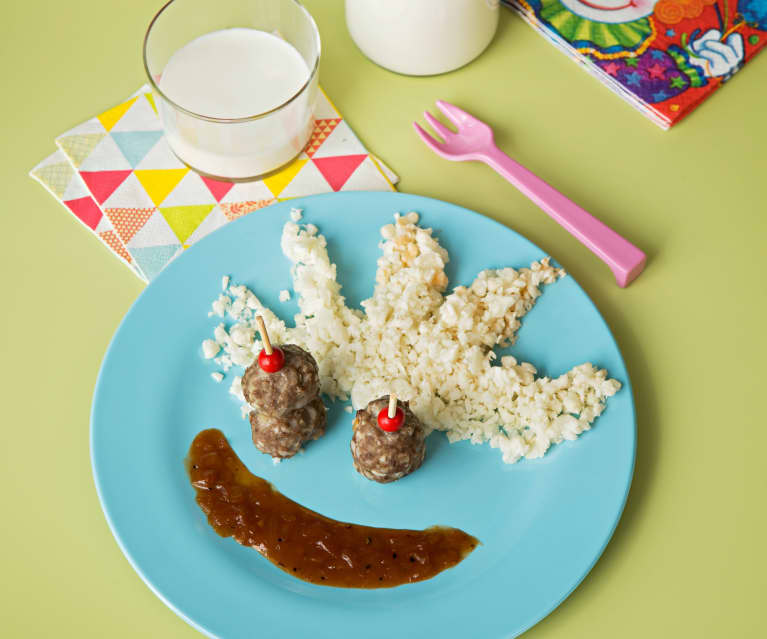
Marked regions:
[188,428,478,588]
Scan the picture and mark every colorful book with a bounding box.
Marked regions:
[503,0,767,128]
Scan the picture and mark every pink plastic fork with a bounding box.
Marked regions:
[414,101,646,287]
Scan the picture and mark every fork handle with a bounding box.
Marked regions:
[480,145,646,287]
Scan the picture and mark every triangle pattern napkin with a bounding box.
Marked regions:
[31,85,398,282]
[30,149,145,281]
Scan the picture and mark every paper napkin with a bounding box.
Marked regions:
[31,148,143,277]
[31,85,397,281]
[502,0,767,128]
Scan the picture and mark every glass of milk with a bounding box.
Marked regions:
[143,0,320,180]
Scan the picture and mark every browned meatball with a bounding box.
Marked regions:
[350,397,426,483]
[241,344,320,415]
[250,396,326,459]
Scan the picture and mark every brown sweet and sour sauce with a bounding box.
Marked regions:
[188,429,478,588]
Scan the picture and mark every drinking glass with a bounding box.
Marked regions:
[143,0,320,180]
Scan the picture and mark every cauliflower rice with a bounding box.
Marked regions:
[201,212,621,464]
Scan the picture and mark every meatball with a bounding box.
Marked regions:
[241,344,320,415]
[350,397,426,483]
[250,396,327,459]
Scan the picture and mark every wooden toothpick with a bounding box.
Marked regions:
[388,394,397,419]
[256,316,273,355]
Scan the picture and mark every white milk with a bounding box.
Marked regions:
[157,28,316,179]
[346,0,499,76]
[160,29,309,118]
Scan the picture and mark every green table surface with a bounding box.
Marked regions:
[2,1,765,637]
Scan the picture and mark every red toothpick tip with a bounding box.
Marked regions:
[378,394,404,432]
[258,347,284,372]
[256,315,284,373]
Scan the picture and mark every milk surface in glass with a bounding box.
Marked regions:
[158,28,315,179]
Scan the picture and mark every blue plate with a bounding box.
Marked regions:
[91,192,635,639]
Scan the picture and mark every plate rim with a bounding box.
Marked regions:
[90,191,636,639]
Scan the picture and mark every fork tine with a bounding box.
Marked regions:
[435,100,471,128]
[423,111,453,141]
[413,122,444,154]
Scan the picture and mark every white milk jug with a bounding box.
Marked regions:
[346,0,500,76]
